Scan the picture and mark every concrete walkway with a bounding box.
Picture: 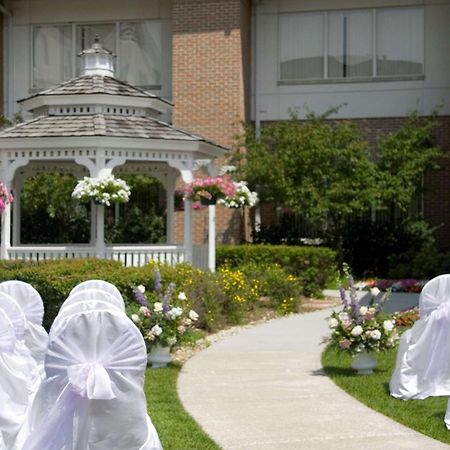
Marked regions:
[178,309,449,449]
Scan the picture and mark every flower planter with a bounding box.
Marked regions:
[147,344,172,368]
[200,196,217,206]
[351,350,377,375]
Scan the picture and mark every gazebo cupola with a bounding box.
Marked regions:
[0,39,226,269]
[80,35,115,77]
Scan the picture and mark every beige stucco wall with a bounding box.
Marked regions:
[253,0,450,120]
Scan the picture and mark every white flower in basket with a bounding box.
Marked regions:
[72,175,131,206]
[217,181,258,208]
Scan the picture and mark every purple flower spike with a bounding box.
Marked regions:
[162,282,175,313]
[339,287,348,308]
[153,268,162,293]
[134,288,148,307]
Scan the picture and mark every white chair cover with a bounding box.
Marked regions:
[0,308,36,450]
[50,299,124,341]
[69,280,125,310]
[390,275,450,400]
[0,280,48,370]
[0,280,44,325]
[24,309,162,450]
[62,288,124,312]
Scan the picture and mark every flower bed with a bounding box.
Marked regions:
[355,278,427,293]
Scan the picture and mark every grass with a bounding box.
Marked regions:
[322,346,450,444]
[144,364,221,450]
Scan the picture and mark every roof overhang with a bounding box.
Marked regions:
[0,136,227,160]
[19,94,171,115]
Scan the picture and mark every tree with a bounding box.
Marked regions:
[238,114,378,270]
[237,112,442,272]
[377,113,441,212]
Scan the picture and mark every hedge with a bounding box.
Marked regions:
[0,259,155,329]
[216,244,337,296]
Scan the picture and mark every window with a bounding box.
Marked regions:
[376,8,424,77]
[119,22,162,87]
[33,25,73,89]
[33,20,164,89]
[279,7,424,83]
[328,10,372,79]
[279,13,324,81]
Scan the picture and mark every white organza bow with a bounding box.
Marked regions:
[24,309,161,450]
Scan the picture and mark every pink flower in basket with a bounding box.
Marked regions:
[183,175,237,204]
[0,183,13,214]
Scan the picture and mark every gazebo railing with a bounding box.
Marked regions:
[7,244,209,269]
[8,244,185,267]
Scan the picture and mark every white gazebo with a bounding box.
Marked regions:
[0,39,226,269]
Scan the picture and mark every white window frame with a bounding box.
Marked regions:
[278,6,425,85]
[30,19,164,92]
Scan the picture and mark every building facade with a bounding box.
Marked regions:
[1,0,450,246]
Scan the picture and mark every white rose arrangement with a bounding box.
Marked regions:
[130,268,199,350]
[326,275,399,355]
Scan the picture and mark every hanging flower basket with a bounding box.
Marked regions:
[72,175,131,206]
[217,181,258,208]
[0,183,14,214]
[183,175,236,205]
[200,196,217,206]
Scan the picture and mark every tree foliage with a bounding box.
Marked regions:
[377,113,441,211]
[236,112,442,270]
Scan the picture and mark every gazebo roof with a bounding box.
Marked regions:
[0,114,212,142]
[19,75,172,104]
[0,38,226,160]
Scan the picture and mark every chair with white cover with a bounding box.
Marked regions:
[390,274,450,400]
[24,309,162,450]
[62,288,124,312]
[0,306,38,450]
[69,280,125,310]
[0,280,48,369]
[49,298,124,342]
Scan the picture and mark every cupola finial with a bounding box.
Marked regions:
[79,37,115,77]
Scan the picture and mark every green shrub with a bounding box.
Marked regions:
[0,259,263,332]
[216,245,336,296]
[238,262,302,314]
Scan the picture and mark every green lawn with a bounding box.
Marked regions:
[144,364,221,450]
[322,346,450,445]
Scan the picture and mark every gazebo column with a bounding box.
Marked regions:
[207,161,217,272]
[183,199,193,262]
[166,172,176,245]
[169,161,194,264]
[1,201,12,259]
[90,202,96,246]
[1,158,29,259]
[96,204,105,258]
[12,176,24,246]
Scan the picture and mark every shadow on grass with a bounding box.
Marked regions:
[322,365,355,377]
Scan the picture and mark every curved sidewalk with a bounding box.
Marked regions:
[178,309,449,450]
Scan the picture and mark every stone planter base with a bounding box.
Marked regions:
[147,344,172,368]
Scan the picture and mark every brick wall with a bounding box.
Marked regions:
[172,0,251,245]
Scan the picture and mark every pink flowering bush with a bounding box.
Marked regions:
[0,182,14,213]
[327,276,399,356]
[183,175,237,206]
